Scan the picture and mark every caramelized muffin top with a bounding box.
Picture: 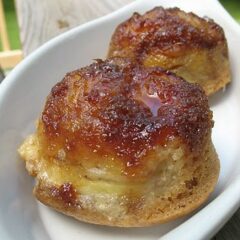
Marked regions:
[108,7,225,58]
[39,58,212,168]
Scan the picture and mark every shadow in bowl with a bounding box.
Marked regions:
[0,130,51,240]
[39,204,188,240]
[209,83,232,107]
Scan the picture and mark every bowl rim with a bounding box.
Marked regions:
[0,0,240,239]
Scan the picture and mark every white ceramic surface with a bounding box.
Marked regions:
[0,0,240,239]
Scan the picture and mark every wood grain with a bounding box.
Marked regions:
[15,0,240,239]
[214,209,240,240]
[15,0,133,56]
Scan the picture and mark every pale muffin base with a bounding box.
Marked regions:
[18,134,220,227]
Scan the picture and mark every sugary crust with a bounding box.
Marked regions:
[109,7,225,54]
[108,7,231,95]
[39,58,213,171]
[18,57,219,227]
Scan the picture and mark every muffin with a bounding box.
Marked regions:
[108,7,231,95]
[18,58,219,227]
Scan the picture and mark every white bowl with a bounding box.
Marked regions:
[0,0,240,239]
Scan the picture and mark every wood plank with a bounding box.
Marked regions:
[214,208,240,240]
[0,0,10,51]
[15,0,134,56]
[0,49,22,68]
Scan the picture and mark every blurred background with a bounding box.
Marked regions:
[0,0,239,76]
[220,0,240,22]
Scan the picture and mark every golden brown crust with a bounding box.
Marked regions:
[39,58,212,172]
[18,58,220,227]
[108,7,231,95]
[109,7,224,54]
[33,138,219,227]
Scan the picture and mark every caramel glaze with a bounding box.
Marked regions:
[108,7,225,59]
[51,183,77,206]
[40,58,213,171]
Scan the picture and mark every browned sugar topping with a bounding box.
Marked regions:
[109,7,225,58]
[41,58,213,166]
[51,183,77,206]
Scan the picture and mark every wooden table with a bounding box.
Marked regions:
[15,0,240,239]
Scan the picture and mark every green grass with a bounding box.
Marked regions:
[2,0,21,50]
[220,0,240,22]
